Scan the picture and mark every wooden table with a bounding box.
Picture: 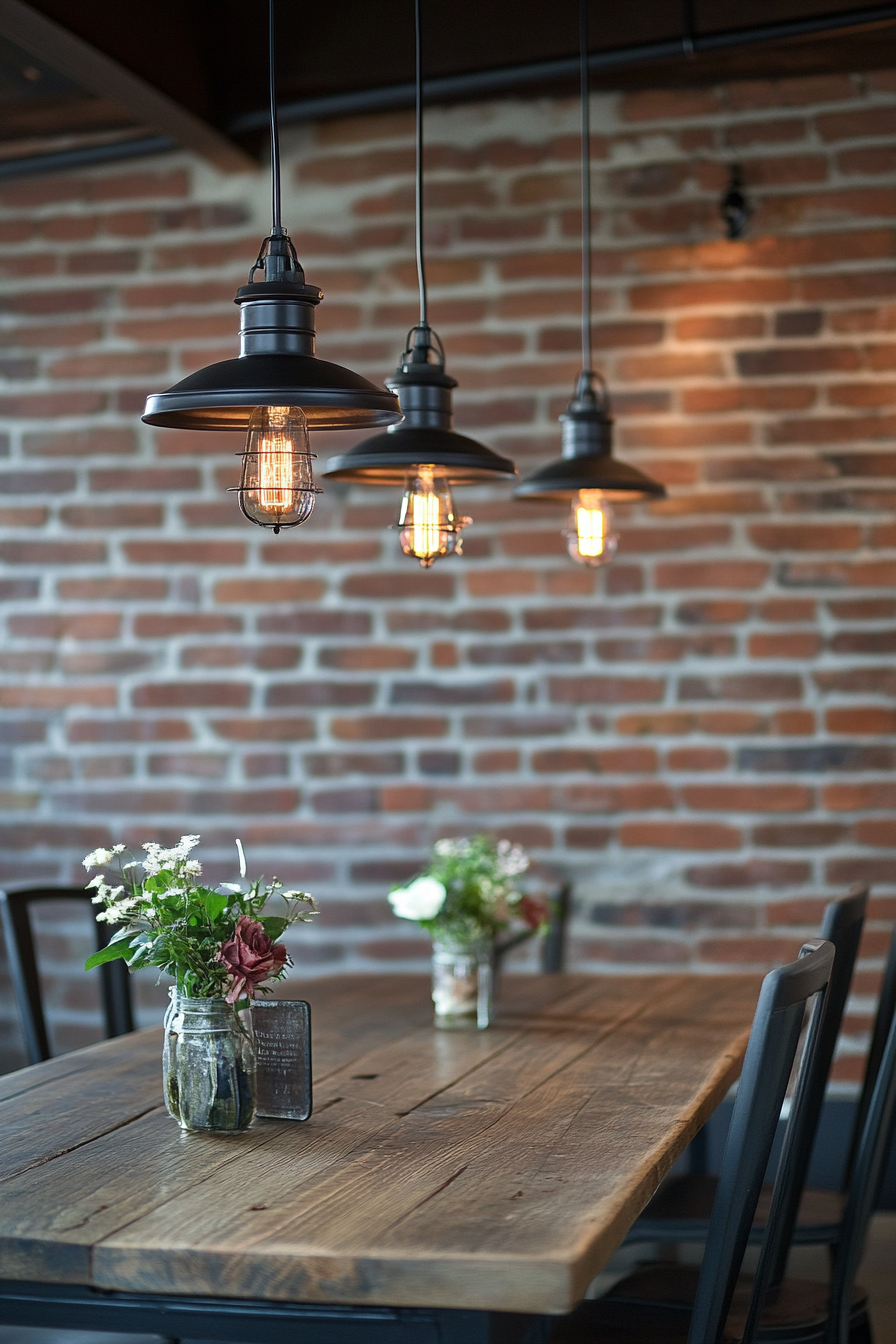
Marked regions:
[0,972,760,1344]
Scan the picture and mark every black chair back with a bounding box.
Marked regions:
[686,938,835,1344]
[493,880,572,974]
[827,983,896,1344]
[0,885,135,1065]
[845,921,896,1187]
[764,885,868,1283]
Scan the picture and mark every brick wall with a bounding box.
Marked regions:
[0,69,894,1075]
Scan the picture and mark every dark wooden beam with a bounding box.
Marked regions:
[0,0,254,172]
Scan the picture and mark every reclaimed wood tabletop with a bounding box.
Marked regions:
[0,971,761,1316]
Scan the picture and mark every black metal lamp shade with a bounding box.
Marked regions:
[515,372,666,503]
[143,268,401,432]
[322,328,516,485]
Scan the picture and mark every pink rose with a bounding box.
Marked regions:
[518,894,551,931]
[217,914,287,1004]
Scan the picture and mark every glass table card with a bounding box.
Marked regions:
[250,999,312,1121]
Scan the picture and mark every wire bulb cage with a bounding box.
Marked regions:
[565,491,618,568]
[231,405,320,533]
[396,465,470,568]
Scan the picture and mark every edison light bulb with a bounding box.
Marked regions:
[565,490,618,567]
[235,405,319,533]
[397,466,470,568]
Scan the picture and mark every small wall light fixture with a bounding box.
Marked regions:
[141,0,401,532]
[720,164,752,240]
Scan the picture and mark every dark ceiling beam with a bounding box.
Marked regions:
[0,0,254,172]
[230,2,896,133]
[0,134,176,180]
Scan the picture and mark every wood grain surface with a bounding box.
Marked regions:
[0,972,760,1314]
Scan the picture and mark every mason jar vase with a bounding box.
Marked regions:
[431,933,492,1030]
[163,990,256,1132]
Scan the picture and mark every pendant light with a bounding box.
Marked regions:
[321,0,516,567]
[141,0,401,533]
[514,0,665,565]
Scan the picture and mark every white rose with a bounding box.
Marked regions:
[388,876,447,921]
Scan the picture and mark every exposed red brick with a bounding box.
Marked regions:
[826,706,896,734]
[655,561,770,590]
[214,579,326,603]
[682,783,812,813]
[132,683,251,709]
[619,821,742,850]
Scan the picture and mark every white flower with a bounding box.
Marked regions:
[219,882,243,893]
[433,837,471,858]
[112,844,126,854]
[141,834,201,875]
[83,847,113,870]
[184,859,202,875]
[388,876,447,922]
[496,839,529,877]
[86,874,104,889]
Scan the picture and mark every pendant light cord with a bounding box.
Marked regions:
[269,0,282,234]
[414,0,428,328]
[579,0,592,377]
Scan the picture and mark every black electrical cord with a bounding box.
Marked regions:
[414,0,428,328]
[579,0,592,378]
[269,0,282,234]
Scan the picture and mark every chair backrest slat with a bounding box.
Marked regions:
[764,884,868,1286]
[0,886,135,1065]
[828,999,896,1344]
[845,923,896,1188]
[686,938,835,1344]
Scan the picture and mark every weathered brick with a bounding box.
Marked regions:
[682,783,812,813]
[331,716,448,740]
[655,561,770,590]
[211,718,315,741]
[548,676,664,705]
[738,743,896,772]
[132,683,251,709]
[680,674,803,702]
[619,822,742,850]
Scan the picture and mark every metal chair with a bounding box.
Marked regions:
[0,885,135,1065]
[624,885,872,1250]
[549,938,840,1344]
[572,945,896,1344]
[494,880,572,974]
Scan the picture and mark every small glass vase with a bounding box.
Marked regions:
[431,932,492,1030]
[163,989,256,1133]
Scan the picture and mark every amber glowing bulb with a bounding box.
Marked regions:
[566,489,618,567]
[234,405,319,533]
[397,466,469,568]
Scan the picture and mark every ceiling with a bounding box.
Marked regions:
[0,0,894,176]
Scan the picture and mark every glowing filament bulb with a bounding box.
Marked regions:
[397,466,469,568]
[566,490,618,567]
[234,405,319,533]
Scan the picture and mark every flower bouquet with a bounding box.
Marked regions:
[388,835,550,1030]
[84,834,317,1132]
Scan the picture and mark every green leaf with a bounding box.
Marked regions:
[204,890,229,923]
[85,941,133,971]
[259,916,287,940]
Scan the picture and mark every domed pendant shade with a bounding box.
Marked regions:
[513,0,664,566]
[141,0,400,536]
[323,324,515,485]
[142,231,400,431]
[515,370,667,503]
[321,0,515,566]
